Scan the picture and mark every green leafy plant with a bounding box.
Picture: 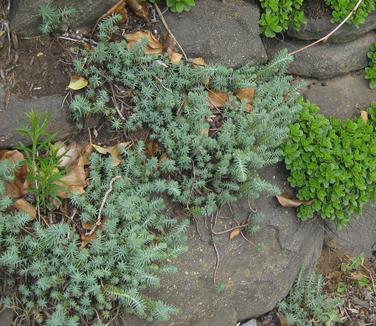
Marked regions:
[365,42,376,89]
[340,253,371,288]
[325,0,375,26]
[16,111,66,216]
[277,270,343,326]
[71,15,304,219]
[0,144,188,324]
[38,3,76,34]
[147,0,195,13]
[258,0,306,37]
[284,100,376,226]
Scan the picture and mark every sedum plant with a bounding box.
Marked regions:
[325,0,375,26]
[71,15,304,218]
[277,270,343,326]
[0,145,188,324]
[147,0,195,13]
[259,0,306,37]
[284,100,376,226]
[38,3,76,34]
[365,42,376,89]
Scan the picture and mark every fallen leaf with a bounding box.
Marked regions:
[81,144,94,166]
[276,193,313,208]
[92,0,128,33]
[58,157,87,199]
[190,57,207,67]
[235,88,255,113]
[80,233,97,248]
[360,111,368,124]
[92,142,131,166]
[126,0,149,21]
[276,312,288,326]
[80,219,106,248]
[68,75,88,91]
[169,51,183,64]
[350,271,368,281]
[145,140,159,158]
[13,198,36,220]
[229,227,241,240]
[56,142,82,168]
[207,90,229,108]
[125,31,163,55]
[0,150,27,198]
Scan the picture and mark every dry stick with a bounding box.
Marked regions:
[153,3,188,60]
[86,176,122,236]
[289,0,365,56]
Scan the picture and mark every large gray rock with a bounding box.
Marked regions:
[265,32,376,79]
[301,71,376,119]
[0,309,13,326]
[161,0,267,67]
[9,0,117,36]
[0,88,75,148]
[125,164,324,326]
[324,203,376,257]
[288,11,376,43]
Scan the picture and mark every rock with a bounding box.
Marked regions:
[287,11,376,43]
[125,164,323,326]
[0,308,13,326]
[324,203,376,257]
[264,32,376,79]
[0,88,75,148]
[241,319,258,326]
[9,0,117,36]
[301,71,376,119]
[161,0,267,67]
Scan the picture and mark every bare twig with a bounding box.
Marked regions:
[289,0,365,56]
[211,222,250,235]
[153,3,188,60]
[86,176,122,236]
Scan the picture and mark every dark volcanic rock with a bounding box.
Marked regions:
[302,71,376,119]
[0,88,75,148]
[125,164,324,326]
[288,11,376,43]
[265,32,376,79]
[9,0,116,36]
[161,0,267,67]
[325,203,376,257]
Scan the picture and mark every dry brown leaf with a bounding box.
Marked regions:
[81,144,94,166]
[169,52,183,64]
[0,150,27,198]
[13,198,36,220]
[190,57,207,67]
[236,88,255,113]
[360,111,368,124]
[126,0,149,21]
[93,0,128,32]
[145,140,160,158]
[80,233,97,248]
[208,90,229,108]
[125,31,163,55]
[350,271,368,281]
[235,88,255,103]
[229,227,241,240]
[58,162,87,199]
[276,312,288,326]
[68,75,88,90]
[92,142,131,166]
[276,193,313,208]
[56,142,82,168]
[80,220,106,248]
